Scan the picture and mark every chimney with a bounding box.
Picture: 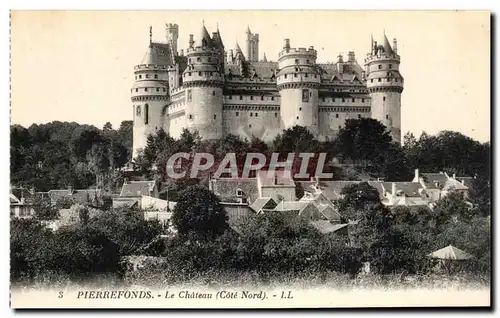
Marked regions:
[274,173,278,185]
[189,34,194,48]
[414,169,419,182]
[348,51,355,62]
[284,38,290,50]
[337,54,344,63]
[180,49,184,56]
[393,38,398,54]
[392,182,396,197]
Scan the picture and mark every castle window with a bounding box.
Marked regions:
[389,64,393,69]
[146,74,149,79]
[358,114,361,119]
[305,73,308,77]
[295,59,299,64]
[306,59,309,64]
[188,72,192,76]
[284,74,287,79]
[370,79,373,83]
[386,115,389,119]
[197,57,201,62]
[342,98,345,102]
[378,65,382,69]
[210,72,214,76]
[213,91,216,96]
[250,113,253,117]
[198,72,202,76]
[338,125,341,130]
[294,73,297,78]
[144,104,149,125]
[163,88,166,92]
[261,96,264,100]
[378,78,381,82]
[139,75,142,79]
[250,96,254,100]
[156,88,160,92]
[136,106,141,116]
[135,75,137,80]
[395,78,399,82]
[236,112,239,117]
[240,96,243,100]
[187,89,192,102]
[214,115,216,120]
[145,88,148,92]
[302,89,309,102]
[271,97,274,101]
[229,95,232,100]
[362,98,365,103]
[299,107,302,111]
[135,88,138,92]
[352,98,355,102]
[314,75,317,78]
[255,113,258,117]
[296,116,299,120]
[336,114,339,118]
[383,96,386,101]
[275,113,278,117]
[322,97,325,102]
[332,98,335,102]
[208,57,211,62]
[155,74,158,79]
[249,124,252,128]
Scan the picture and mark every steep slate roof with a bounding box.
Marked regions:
[211,178,259,204]
[140,42,174,66]
[383,33,395,56]
[10,187,35,203]
[250,197,277,213]
[120,181,155,197]
[421,173,448,189]
[319,205,341,223]
[46,189,99,205]
[443,178,469,191]
[299,180,363,201]
[274,201,309,212]
[310,221,348,234]
[194,24,213,48]
[248,62,279,79]
[379,182,422,197]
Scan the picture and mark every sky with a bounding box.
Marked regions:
[10,10,491,142]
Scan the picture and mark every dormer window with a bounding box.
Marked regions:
[236,189,243,197]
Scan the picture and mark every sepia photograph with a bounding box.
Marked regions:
[8,10,491,308]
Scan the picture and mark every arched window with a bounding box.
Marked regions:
[136,106,141,116]
[144,104,149,125]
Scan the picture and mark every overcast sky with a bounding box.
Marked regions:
[10,10,490,142]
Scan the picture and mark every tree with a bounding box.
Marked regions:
[272,125,320,155]
[336,182,382,222]
[172,185,228,240]
[33,197,59,220]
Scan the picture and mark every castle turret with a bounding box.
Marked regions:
[365,32,404,143]
[131,27,172,158]
[165,23,179,56]
[276,40,321,134]
[182,23,224,140]
[245,26,259,62]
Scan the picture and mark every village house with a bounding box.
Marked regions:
[10,187,35,218]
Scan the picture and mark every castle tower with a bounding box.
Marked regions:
[165,23,179,56]
[276,39,321,134]
[131,27,171,158]
[365,33,404,143]
[245,26,259,62]
[182,23,224,140]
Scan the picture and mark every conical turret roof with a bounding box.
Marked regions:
[195,23,213,48]
[139,42,174,66]
[383,33,395,55]
[212,27,224,49]
[262,52,268,62]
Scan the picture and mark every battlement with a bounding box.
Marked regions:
[170,87,185,96]
[134,64,175,71]
[226,77,277,84]
[165,23,178,29]
[186,46,222,55]
[365,54,400,64]
[279,47,317,58]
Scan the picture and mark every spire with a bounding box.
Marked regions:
[246,25,251,34]
[263,52,267,62]
[383,32,395,55]
[195,23,212,48]
[235,39,242,53]
[149,26,153,46]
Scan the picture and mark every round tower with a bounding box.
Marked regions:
[276,39,321,134]
[365,33,404,143]
[165,23,179,56]
[181,24,224,140]
[131,34,170,158]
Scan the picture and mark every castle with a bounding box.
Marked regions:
[131,23,404,158]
